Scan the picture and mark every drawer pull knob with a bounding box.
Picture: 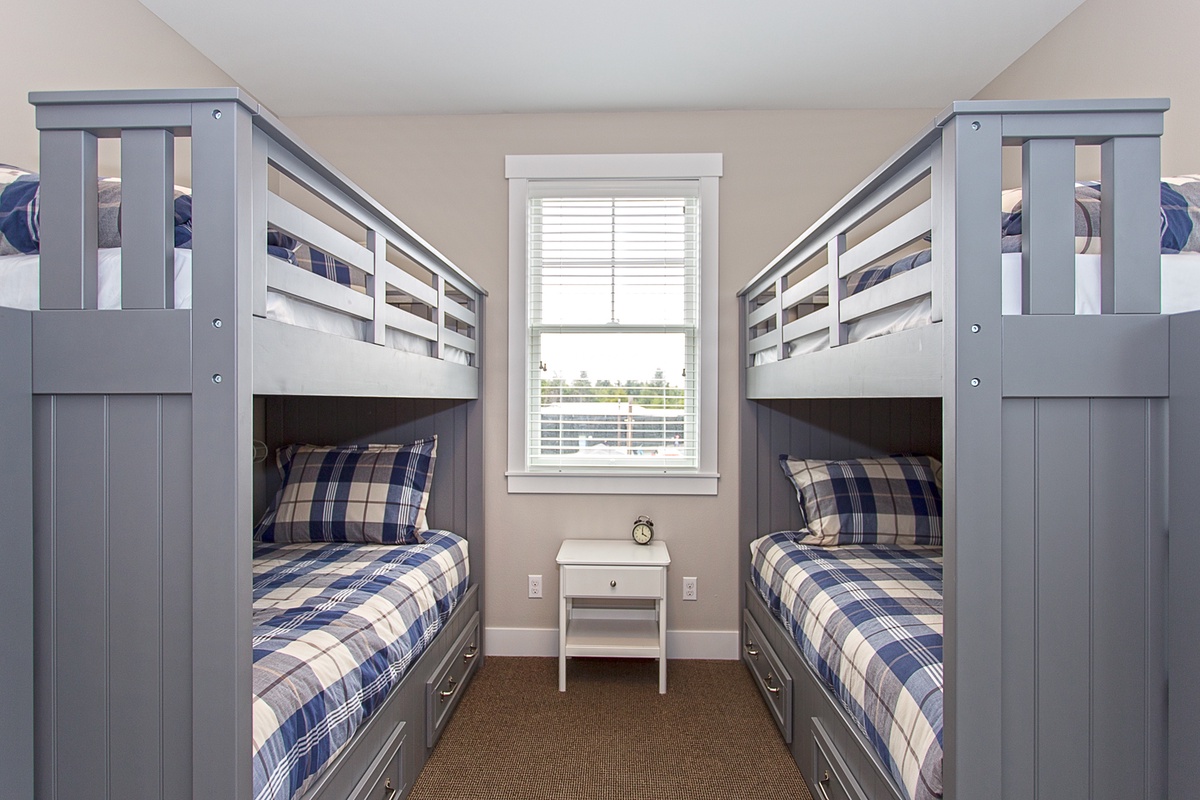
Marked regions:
[765,673,780,694]
[463,643,478,662]
[744,641,760,658]
[384,777,397,798]
[610,580,617,588]
[820,769,830,784]
[439,675,458,702]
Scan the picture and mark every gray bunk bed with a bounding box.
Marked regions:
[1,89,486,800]
[738,99,1198,800]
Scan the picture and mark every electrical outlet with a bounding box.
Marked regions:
[528,574,543,599]
[682,577,698,601]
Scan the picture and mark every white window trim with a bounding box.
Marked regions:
[506,153,722,495]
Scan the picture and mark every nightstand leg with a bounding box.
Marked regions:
[658,597,667,694]
[559,590,567,691]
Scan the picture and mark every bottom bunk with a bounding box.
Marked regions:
[744,533,942,800]
[287,582,480,800]
[252,532,475,800]
[248,421,484,800]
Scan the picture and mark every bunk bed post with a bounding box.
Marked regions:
[189,97,257,800]
[468,297,486,655]
[1169,309,1200,798]
[0,307,33,799]
[939,110,1004,800]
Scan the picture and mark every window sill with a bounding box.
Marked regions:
[506,471,719,496]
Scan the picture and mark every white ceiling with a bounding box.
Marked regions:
[139,0,1085,117]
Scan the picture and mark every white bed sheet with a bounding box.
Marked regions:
[0,248,472,365]
[754,252,1200,364]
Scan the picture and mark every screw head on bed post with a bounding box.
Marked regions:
[972,121,981,131]
[212,109,222,120]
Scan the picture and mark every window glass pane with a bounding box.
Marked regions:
[531,196,697,327]
[530,332,695,467]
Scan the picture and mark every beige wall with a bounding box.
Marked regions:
[4,0,233,172]
[284,109,936,644]
[976,0,1199,177]
[15,0,1186,649]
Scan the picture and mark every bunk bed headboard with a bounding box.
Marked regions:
[18,89,485,800]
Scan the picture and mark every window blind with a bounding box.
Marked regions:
[526,181,700,471]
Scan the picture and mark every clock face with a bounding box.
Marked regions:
[632,522,653,544]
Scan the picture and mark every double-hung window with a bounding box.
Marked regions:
[506,154,721,494]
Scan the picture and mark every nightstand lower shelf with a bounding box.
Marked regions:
[563,617,661,658]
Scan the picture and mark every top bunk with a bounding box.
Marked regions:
[5,88,483,399]
[739,98,1182,400]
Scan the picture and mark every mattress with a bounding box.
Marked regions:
[750,532,943,800]
[0,248,472,365]
[753,252,1200,363]
[251,530,470,800]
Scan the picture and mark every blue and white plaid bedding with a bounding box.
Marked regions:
[845,174,1200,298]
[750,532,943,800]
[252,531,470,800]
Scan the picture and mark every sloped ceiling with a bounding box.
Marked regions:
[139,0,1085,117]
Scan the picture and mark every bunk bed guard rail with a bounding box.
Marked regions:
[30,88,484,393]
[740,98,1168,398]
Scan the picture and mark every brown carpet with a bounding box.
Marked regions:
[409,657,813,800]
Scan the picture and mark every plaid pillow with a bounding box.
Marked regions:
[0,164,40,255]
[1000,176,1200,255]
[255,438,437,545]
[778,454,942,547]
[0,166,194,255]
[293,244,366,291]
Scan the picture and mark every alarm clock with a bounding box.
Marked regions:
[632,515,654,545]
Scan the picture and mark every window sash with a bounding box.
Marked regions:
[525,185,700,472]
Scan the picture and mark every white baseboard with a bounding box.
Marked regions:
[485,627,738,660]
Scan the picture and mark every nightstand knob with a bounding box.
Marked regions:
[610,580,617,588]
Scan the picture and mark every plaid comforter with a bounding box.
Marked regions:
[750,532,942,800]
[252,531,470,800]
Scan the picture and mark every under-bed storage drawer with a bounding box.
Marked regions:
[305,717,405,800]
[811,718,868,800]
[354,725,405,800]
[742,610,792,743]
[426,610,481,747]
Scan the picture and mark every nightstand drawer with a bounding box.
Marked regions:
[561,565,663,598]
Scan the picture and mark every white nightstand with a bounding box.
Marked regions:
[556,539,671,693]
